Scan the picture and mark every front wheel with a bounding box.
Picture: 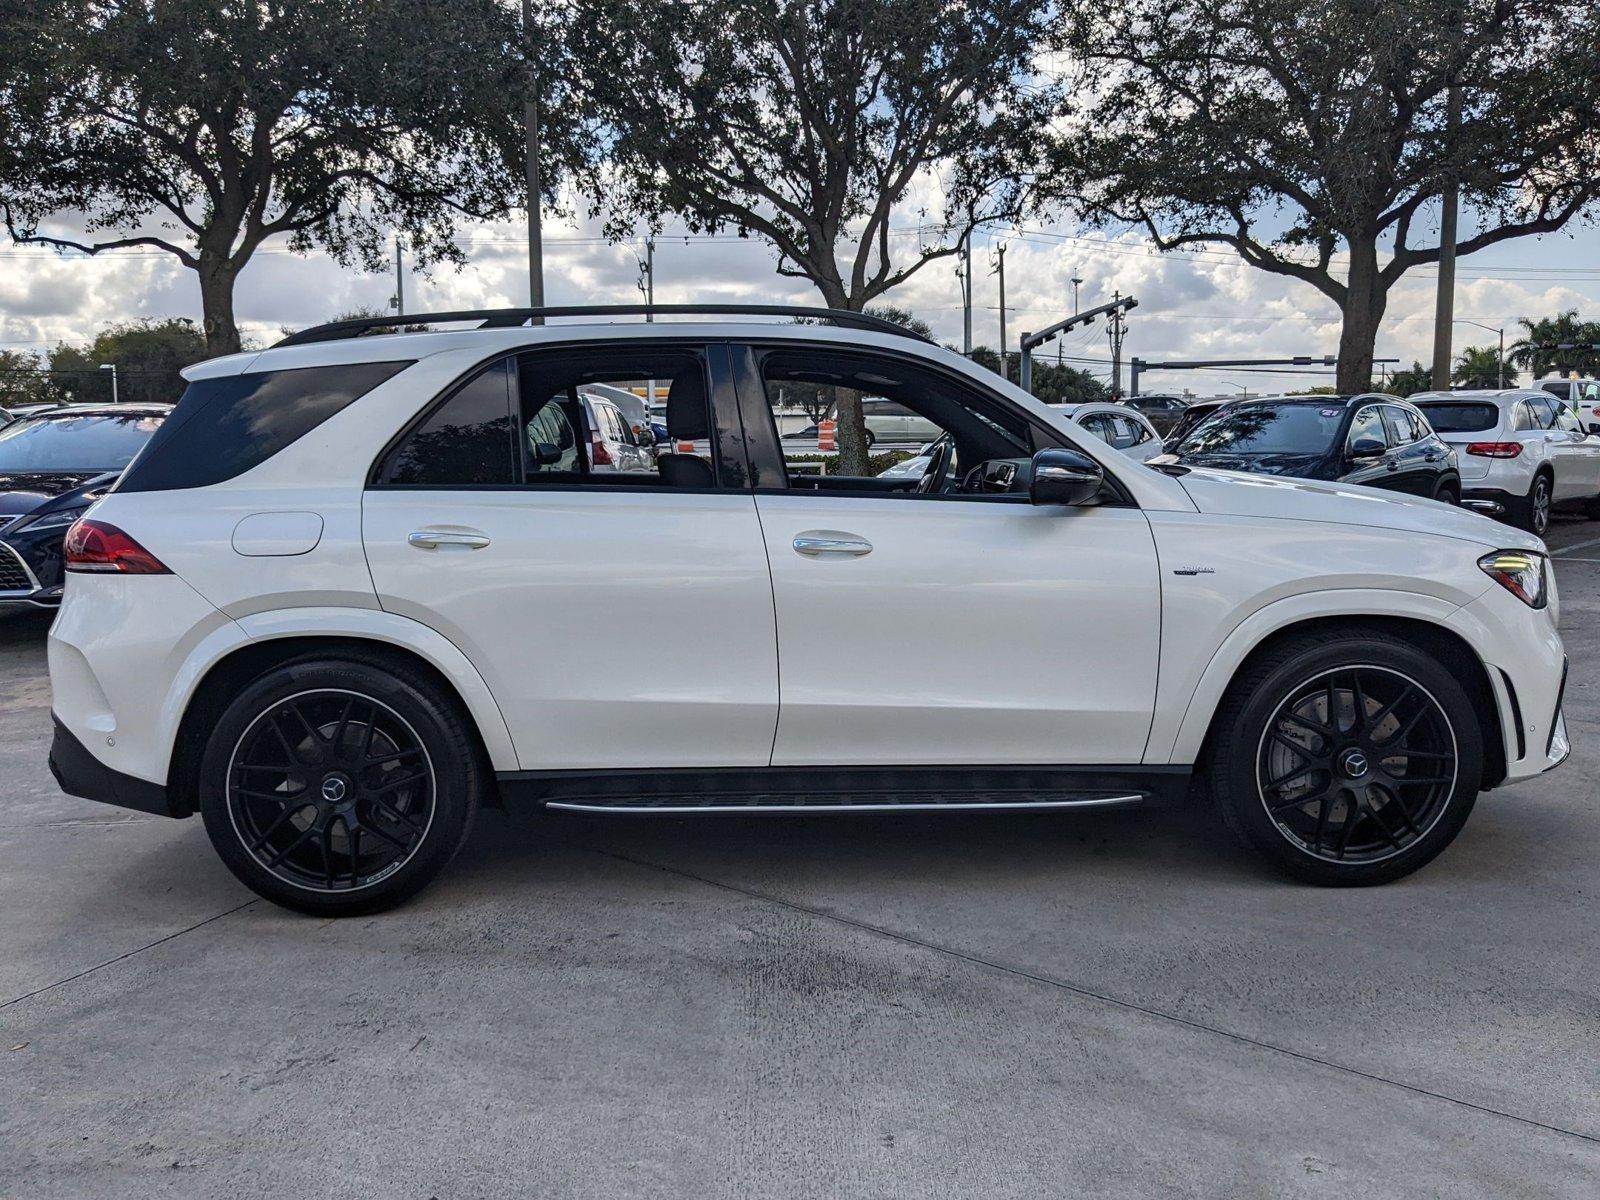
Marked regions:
[1206,632,1482,885]
[199,655,481,916]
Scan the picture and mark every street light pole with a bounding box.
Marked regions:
[1071,275,1082,315]
[1454,319,1506,388]
[98,363,118,404]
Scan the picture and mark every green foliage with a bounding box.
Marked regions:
[1384,362,1434,398]
[1453,345,1508,389]
[0,0,552,354]
[48,318,210,406]
[0,349,62,408]
[1056,0,1600,392]
[572,0,1058,311]
[1509,310,1600,377]
[968,345,1110,405]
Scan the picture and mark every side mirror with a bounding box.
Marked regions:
[1030,448,1104,506]
[533,440,563,466]
[1587,423,1600,437]
[1347,436,1385,461]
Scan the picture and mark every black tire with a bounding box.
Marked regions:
[1510,471,1552,536]
[1206,630,1483,886]
[1432,477,1459,505]
[199,654,481,916]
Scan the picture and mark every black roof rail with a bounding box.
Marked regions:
[274,304,934,348]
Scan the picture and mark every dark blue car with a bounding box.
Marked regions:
[0,404,171,607]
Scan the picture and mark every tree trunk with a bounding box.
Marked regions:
[1336,235,1386,393]
[197,252,243,357]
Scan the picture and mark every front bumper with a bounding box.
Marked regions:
[0,531,64,606]
[48,716,184,817]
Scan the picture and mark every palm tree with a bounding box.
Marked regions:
[1384,362,1433,397]
[1453,345,1506,389]
[1509,311,1600,377]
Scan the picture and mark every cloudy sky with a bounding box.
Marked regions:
[3,201,1598,396]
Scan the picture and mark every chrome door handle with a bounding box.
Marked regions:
[793,532,873,558]
[408,530,491,550]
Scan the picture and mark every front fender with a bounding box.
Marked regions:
[1155,587,1508,765]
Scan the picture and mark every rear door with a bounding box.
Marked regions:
[1548,401,1600,500]
[362,342,779,771]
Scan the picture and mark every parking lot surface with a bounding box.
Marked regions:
[4,521,1600,1198]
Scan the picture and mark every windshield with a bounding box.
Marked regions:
[0,412,165,472]
[1416,402,1499,433]
[1175,404,1344,457]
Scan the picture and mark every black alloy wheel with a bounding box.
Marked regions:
[1206,630,1483,885]
[200,655,480,915]
[1255,666,1457,864]
[226,689,436,892]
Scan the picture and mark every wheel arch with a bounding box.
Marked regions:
[1169,606,1507,791]
[166,619,518,816]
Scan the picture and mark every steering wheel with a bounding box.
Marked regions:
[915,436,954,494]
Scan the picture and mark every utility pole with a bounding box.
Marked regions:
[992,242,1008,379]
[521,0,545,317]
[1071,275,1082,315]
[390,236,405,317]
[959,235,973,356]
[1432,79,1463,389]
[637,237,655,319]
[1108,290,1127,397]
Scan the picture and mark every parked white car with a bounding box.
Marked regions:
[48,307,1568,915]
[1533,377,1600,431]
[1050,401,1165,461]
[1412,389,1600,534]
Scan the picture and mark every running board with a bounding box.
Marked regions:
[544,790,1146,814]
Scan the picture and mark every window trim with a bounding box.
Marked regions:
[367,338,745,493]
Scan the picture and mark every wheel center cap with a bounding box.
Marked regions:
[320,773,351,803]
[1339,748,1371,779]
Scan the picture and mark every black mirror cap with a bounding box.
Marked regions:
[1348,436,1385,460]
[1030,447,1104,506]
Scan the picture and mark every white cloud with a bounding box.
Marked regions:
[3,205,1597,397]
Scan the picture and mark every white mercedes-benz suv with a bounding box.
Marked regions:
[46,307,1570,915]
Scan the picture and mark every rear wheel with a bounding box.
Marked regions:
[199,656,481,916]
[1206,631,1482,885]
[1432,477,1459,505]
[1511,471,1551,535]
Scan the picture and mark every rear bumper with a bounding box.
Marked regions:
[1461,487,1516,516]
[48,715,184,818]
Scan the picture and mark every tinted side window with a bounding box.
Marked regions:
[1529,396,1560,429]
[1380,406,1417,444]
[1348,407,1388,449]
[382,360,516,485]
[120,361,411,492]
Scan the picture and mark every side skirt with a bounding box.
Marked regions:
[495,764,1193,814]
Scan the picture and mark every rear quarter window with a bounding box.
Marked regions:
[118,360,412,492]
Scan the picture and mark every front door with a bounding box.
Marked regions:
[735,343,1162,767]
[362,343,779,771]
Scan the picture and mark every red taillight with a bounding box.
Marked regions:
[1465,442,1523,458]
[590,433,613,466]
[62,519,171,575]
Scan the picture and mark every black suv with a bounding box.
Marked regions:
[1160,394,1461,503]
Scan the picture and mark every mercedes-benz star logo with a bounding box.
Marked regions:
[321,776,348,803]
[1340,749,1370,779]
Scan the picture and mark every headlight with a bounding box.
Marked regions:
[1478,549,1548,609]
[14,504,90,533]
